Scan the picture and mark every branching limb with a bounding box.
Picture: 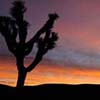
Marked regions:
[25,13,59,56]
[26,30,58,72]
[28,13,58,43]
[0,16,18,55]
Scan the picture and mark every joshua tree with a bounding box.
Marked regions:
[0,0,59,87]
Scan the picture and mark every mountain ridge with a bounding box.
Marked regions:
[0,83,100,99]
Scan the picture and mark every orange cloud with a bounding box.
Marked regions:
[0,56,100,86]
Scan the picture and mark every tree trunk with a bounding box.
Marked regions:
[16,69,27,88]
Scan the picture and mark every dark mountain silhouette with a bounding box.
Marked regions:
[0,84,100,98]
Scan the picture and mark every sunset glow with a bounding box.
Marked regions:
[1,56,100,87]
[1,0,100,86]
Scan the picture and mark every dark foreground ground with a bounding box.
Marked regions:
[0,84,100,99]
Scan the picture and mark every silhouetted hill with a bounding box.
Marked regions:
[0,84,100,99]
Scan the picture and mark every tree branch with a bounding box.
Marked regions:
[28,13,58,43]
[25,13,59,56]
[26,30,52,72]
[0,16,17,55]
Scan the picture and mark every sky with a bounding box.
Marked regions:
[1,0,100,86]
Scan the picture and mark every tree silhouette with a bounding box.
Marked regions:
[0,0,59,87]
